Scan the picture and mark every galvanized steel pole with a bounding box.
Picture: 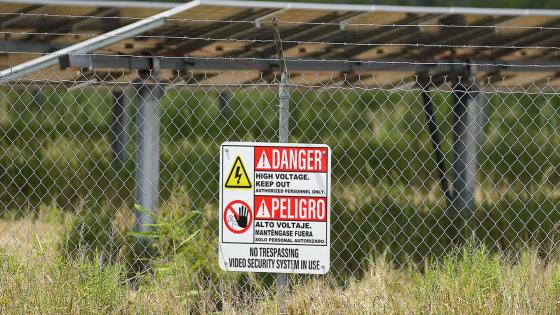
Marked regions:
[272,16,289,314]
[133,76,164,234]
[450,64,484,243]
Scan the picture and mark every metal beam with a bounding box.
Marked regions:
[304,14,442,60]
[58,53,445,72]
[469,18,560,60]
[71,8,119,32]
[197,0,560,17]
[0,0,201,83]
[421,88,452,206]
[159,8,278,56]
[221,11,357,59]
[486,30,560,60]
[3,0,560,17]
[254,8,289,28]
[272,16,289,313]
[157,7,287,57]
[0,0,177,9]
[0,4,43,29]
[25,7,120,41]
[442,64,486,246]
[59,53,560,73]
[238,11,360,58]
[0,40,64,53]
[396,16,517,60]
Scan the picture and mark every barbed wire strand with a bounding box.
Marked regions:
[1,11,560,32]
[2,29,560,51]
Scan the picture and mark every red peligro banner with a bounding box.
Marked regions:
[254,195,327,222]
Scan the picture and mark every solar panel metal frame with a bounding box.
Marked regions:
[2,0,560,87]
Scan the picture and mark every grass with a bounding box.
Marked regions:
[2,211,560,313]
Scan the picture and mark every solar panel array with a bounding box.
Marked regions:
[2,0,560,88]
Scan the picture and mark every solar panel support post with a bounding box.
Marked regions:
[133,75,164,236]
[218,90,232,119]
[111,89,131,169]
[273,16,289,314]
[31,88,46,109]
[420,87,452,207]
[450,64,485,244]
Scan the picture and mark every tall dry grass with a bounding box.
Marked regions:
[2,213,560,314]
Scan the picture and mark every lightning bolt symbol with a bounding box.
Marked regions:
[234,166,242,184]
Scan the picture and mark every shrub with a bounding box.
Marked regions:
[61,201,124,264]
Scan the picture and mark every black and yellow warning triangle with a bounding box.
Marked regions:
[225,156,252,189]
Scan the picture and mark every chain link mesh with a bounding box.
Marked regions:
[1,16,560,308]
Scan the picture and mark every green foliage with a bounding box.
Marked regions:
[408,245,560,313]
[552,265,560,304]
[418,244,501,295]
[61,202,124,264]
[0,248,22,276]
[414,244,502,313]
[0,252,125,313]
[2,88,559,208]
[128,204,200,276]
[74,254,126,310]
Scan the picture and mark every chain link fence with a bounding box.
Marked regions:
[0,1,560,313]
[2,67,559,278]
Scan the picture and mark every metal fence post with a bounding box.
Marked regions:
[273,16,289,314]
[111,90,131,169]
[133,78,164,233]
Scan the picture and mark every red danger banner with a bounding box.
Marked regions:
[255,146,328,172]
[255,196,327,222]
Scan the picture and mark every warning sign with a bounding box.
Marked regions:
[219,142,331,274]
[225,156,252,189]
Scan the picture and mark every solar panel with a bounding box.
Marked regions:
[2,0,560,87]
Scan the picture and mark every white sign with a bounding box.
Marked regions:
[219,142,331,274]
